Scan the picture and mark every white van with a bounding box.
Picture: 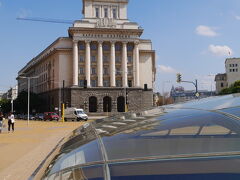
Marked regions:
[64,108,88,121]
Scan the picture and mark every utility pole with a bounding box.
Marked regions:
[62,80,65,122]
[176,73,199,98]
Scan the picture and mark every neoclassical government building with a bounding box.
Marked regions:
[17,0,156,114]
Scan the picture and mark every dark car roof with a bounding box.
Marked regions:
[41,94,240,179]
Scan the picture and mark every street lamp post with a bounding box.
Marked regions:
[19,75,39,125]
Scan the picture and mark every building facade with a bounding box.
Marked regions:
[225,58,240,86]
[17,0,156,114]
[215,73,227,94]
[1,86,18,101]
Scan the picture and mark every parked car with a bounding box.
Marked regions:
[37,94,240,180]
[23,114,35,120]
[18,114,24,119]
[64,108,88,121]
[44,112,59,121]
[35,113,44,121]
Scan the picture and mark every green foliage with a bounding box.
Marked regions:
[14,91,46,114]
[0,99,11,114]
[219,80,240,95]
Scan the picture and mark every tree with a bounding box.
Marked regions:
[14,91,46,114]
[219,80,240,95]
[155,92,174,106]
[0,99,11,114]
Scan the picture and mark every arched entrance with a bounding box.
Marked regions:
[117,96,125,112]
[103,96,112,112]
[89,96,98,112]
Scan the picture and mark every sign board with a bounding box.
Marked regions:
[195,93,200,97]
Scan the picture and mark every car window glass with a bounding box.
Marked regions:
[48,140,102,175]
[61,170,74,180]
[220,107,240,117]
[101,111,240,161]
[73,165,104,180]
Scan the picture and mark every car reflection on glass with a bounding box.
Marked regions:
[36,94,240,180]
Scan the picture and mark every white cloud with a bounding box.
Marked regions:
[158,65,177,74]
[235,15,240,20]
[196,25,218,37]
[208,44,233,57]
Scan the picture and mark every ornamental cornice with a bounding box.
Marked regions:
[69,27,143,36]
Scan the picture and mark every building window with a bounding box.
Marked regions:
[91,44,97,50]
[230,69,232,72]
[113,8,117,19]
[116,56,121,62]
[104,8,108,18]
[79,43,85,50]
[103,44,110,51]
[103,55,109,62]
[236,69,238,72]
[79,67,84,75]
[233,69,235,72]
[116,80,122,87]
[104,68,109,75]
[91,80,97,87]
[127,44,134,51]
[103,80,110,87]
[116,68,121,75]
[128,67,133,75]
[115,44,122,51]
[79,80,84,87]
[79,55,84,62]
[236,64,238,67]
[127,56,132,63]
[96,8,99,18]
[221,83,224,88]
[91,55,96,62]
[91,68,96,75]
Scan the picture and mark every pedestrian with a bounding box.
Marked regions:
[8,112,15,133]
[0,112,3,133]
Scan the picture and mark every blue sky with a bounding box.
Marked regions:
[0,0,240,93]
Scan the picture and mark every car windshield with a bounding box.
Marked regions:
[76,110,84,115]
[42,105,240,178]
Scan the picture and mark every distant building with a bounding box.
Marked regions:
[215,73,227,94]
[225,58,240,86]
[17,0,156,114]
[1,86,18,100]
[170,86,214,103]
[215,58,240,94]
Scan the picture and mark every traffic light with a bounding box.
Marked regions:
[176,73,182,83]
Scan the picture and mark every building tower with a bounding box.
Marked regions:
[17,0,156,114]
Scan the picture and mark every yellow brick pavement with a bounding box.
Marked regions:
[0,120,88,180]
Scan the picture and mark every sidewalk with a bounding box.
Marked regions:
[0,120,89,180]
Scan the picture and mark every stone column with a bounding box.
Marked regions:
[73,40,79,86]
[134,41,140,87]
[98,41,103,87]
[85,40,91,87]
[122,42,128,87]
[110,41,116,87]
